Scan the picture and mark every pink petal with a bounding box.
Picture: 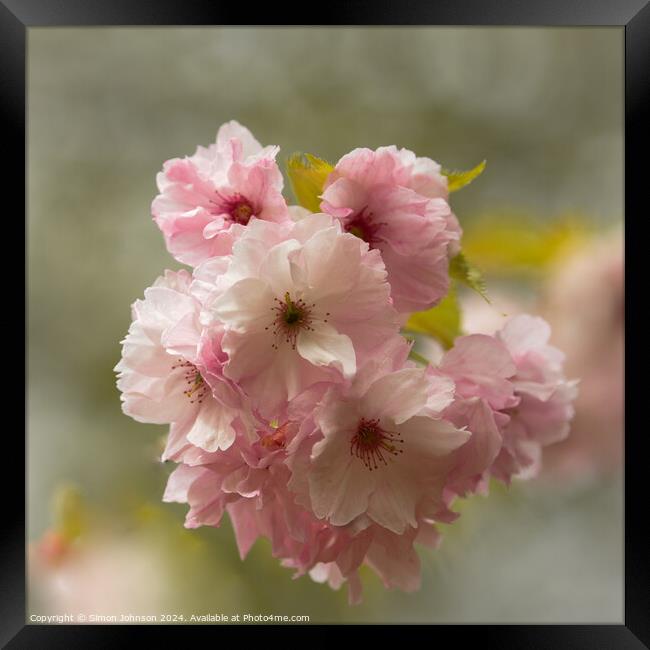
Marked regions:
[360,368,429,424]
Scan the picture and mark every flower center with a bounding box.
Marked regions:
[230,200,254,225]
[260,420,293,449]
[343,207,385,247]
[350,417,403,471]
[209,191,255,225]
[266,292,326,350]
[171,359,208,404]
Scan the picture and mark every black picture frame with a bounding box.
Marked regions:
[7,0,647,645]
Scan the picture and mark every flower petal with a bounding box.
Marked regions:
[367,468,419,534]
[296,323,356,378]
[186,400,237,452]
[399,415,471,456]
[310,432,375,527]
[258,239,301,297]
[212,278,274,332]
[360,368,429,424]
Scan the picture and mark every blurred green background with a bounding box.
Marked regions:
[27,27,623,623]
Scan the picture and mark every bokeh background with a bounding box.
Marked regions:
[27,27,624,623]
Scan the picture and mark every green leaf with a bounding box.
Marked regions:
[286,152,334,213]
[442,160,486,192]
[449,252,489,302]
[404,287,462,349]
[407,348,432,367]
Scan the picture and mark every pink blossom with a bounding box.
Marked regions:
[432,334,516,495]
[305,362,468,534]
[162,411,344,575]
[438,334,518,410]
[206,213,400,418]
[307,521,437,604]
[493,315,578,482]
[434,320,577,492]
[114,269,243,455]
[160,339,460,604]
[164,419,448,605]
[156,313,575,603]
[320,146,460,312]
[152,121,291,266]
[117,127,583,605]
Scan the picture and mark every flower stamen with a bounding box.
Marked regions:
[171,359,208,404]
[266,292,319,350]
[350,417,403,471]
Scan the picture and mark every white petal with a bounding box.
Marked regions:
[399,415,471,456]
[258,239,301,297]
[498,315,551,356]
[289,212,336,243]
[160,312,201,357]
[216,120,263,159]
[287,205,312,222]
[300,226,362,301]
[424,374,456,415]
[139,286,197,332]
[186,400,237,452]
[296,323,355,378]
[212,278,274,332]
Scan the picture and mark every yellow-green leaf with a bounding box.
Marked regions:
[404,287,462,349]
[461,212,589,274]
[286,152,334,213]
[449,252,489,302]
[52,484,86,542]
[442,160,486,192]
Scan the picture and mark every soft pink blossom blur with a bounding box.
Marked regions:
[539,229,624,480]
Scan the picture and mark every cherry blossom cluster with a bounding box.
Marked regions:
[115,121,577,603]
